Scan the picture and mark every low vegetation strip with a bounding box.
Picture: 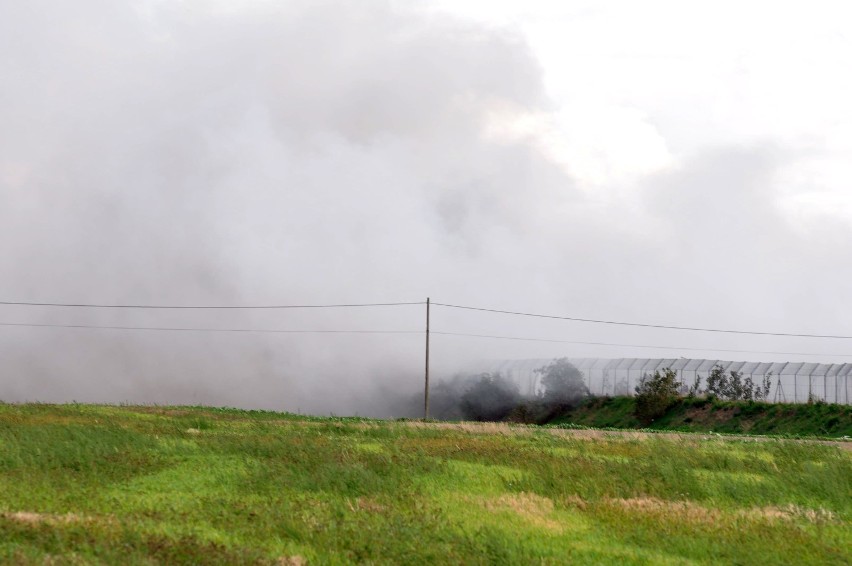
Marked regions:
[0,404,850,564]
[551,396,852,438]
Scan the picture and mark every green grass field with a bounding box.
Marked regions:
[1,404,849,564]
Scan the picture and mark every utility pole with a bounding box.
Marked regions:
[424,297,430,420]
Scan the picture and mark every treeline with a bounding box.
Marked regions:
[634,365,775,424]
[411,360,846,430]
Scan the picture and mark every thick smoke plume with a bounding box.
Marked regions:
[2,1,851,415]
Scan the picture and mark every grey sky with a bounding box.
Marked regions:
[1,1,851,413]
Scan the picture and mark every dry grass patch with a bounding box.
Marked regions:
[0,414,90,427]
[597,497,840,525]
[405,421,534,436]
[1,512,93,526]
[767,504,838,523]
[123,407,198,418]
[603,497,723,524]
[372,419,852,451]
[481,492,563,531]
[347,497,388,513]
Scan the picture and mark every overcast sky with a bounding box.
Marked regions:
[1,0,851,412]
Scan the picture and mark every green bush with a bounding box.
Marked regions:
[634,368,682,424]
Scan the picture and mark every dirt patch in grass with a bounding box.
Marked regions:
[690,404,738,426]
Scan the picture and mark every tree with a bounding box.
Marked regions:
[535,358,588,408]
[460,373,521,422]
[705,365,772,401]
[634,368,682,424]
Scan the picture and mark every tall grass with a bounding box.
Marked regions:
[1,404,849,564]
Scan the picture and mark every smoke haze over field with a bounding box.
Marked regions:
[2,1,852,415]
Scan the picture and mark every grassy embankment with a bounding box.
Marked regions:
[550,397,852,437]
[1,403,850,564]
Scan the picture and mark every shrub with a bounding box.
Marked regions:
[460,373,521,422]
[505,402,538,424]
[634,368,682,424]
[755,373,772,401]
[534,358,588,409]
[706,366,772,401]
[687,374,703,398]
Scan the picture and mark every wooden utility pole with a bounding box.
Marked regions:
[424,297,430,419]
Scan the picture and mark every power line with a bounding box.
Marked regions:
[0,322,852,358]
[0,321,423,335]
[433,302,852,340]
[432,331,852,358]
[5,296,850,340]
[12,319,844,358]
[0,300,423,310]
[8,320,847,356]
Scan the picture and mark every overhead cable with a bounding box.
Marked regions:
[0,300,423,310]
[5,296,850,340]
[0,321,422,335]
[4,319,851,357]
[431,331,852,358]
[432,302,852,340]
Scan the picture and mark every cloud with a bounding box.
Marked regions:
[1,1,851,415]
[0,0,579,413]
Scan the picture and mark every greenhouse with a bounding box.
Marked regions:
[482,358,851,404]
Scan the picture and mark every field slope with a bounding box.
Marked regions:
[550,396,852,437]
[1,404,850,564]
